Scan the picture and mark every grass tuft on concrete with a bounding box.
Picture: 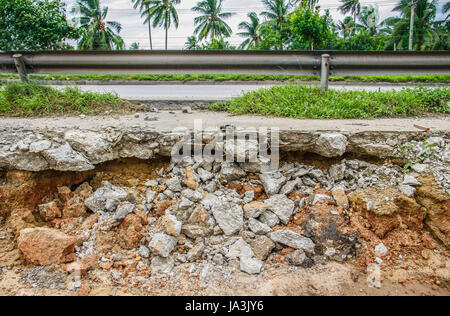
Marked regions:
[210,85,450,119]
[0,82,127,117]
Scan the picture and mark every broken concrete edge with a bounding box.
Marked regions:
[0,126,448,173]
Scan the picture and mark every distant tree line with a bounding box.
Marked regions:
[0,0,448,51]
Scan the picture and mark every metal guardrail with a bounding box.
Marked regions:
[1,50,450,90]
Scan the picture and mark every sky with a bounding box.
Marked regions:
[64,0,447,50]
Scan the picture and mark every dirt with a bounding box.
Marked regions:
[0,157,449,296]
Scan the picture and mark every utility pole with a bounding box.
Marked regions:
[409,0,416,51]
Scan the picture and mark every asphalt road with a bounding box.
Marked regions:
[55,83,431,101]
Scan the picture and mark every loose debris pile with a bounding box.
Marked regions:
[0,135,449,296]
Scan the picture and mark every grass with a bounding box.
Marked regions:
[0,74,449,83]
[0,82,128,117]
[210,85,450,119]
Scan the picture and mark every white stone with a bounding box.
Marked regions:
[374,243,388,257]
[240,257,263,274]
[264,195,295,224]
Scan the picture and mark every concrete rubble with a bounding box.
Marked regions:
[0,125,449,296]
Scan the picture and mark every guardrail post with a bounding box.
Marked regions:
[320,54,330,91]
[13,54,28,82]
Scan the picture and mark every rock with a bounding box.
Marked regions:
[259,172,287,196]
[221,162,246,181]
[374,243,388,257]
[38,201,62,222]
[118,214,146,250]
[411,164,428,173]
[403,174,422,186]
[166,177,183,192]
[187,243,205,262]
[29,140,52,153]
[185,166,198,190]
[426,137,444,147]
[259,210,280,228]
[268,229,315,254]
[187,207,209,224]
[243,201,270,219]
[18,228,77,265]
[182,106,193,114]
[349,186,426,238]
[415,176,450,247]
[151,256,175,275]
[181,189,203,202]
[286,250,307,266]
[280,179,300,195]
[148,233,178,258]
[162,213,182,236]
[242,190,255,204]
[204,181,217,193]
[312,194,335,205]
[248,218,272,235]
[197,168,213,182]
[138,245,150,258]
[65,260,90,276]
[250,236,275,260]
[324,247,337,257]
[212,253,224,265]
[212,202,244,236]
[113,203,135,223]
[145,179,159,187]
[179,197,195,210]
[85,182,129,212]
[398,184,416,197]
[329,164,346,182]
[240,257,263,274]
[331,188,349,209]
[313,133,348,158]
[42,143,95,171]
[264,195,295,225]
[181,224,211,239]
[357,143,393,158]
[227,238,254,259]
[146,190,157,204]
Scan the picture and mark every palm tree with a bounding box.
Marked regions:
[146,0,180,50]
[443,1,450,20]
[131,0,153,50]
[72,0,124,50]
[339,0,361,28]
[390,0,439,50]
[185,36,200,50]
[260,0,291,49]
[357,4,389,35]
[238,12,262,49]
[192,0,235,41]
[338,16,356,39]
[130,42,140,50]
[289,0,319,9]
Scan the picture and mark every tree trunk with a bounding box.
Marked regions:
[409,1,415,51]
[146,5,153,50]
[165,20,168,50]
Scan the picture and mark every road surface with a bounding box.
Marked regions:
[53,83,440,101]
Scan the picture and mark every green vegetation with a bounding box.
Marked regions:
[402,141,435,173]
[1,74,449,83]
[210,85,450,119]
[72,0,124,50]
[0,82,127,117]
[184,0,449,51]
[0,0,80,51]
